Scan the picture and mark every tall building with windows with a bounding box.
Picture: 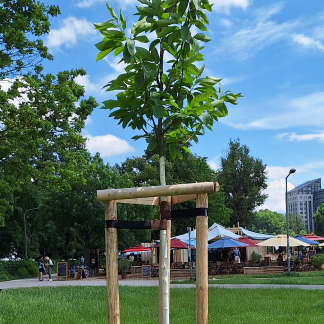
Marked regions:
[286,178,324,233]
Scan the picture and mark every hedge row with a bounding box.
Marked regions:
[0,260,39,282]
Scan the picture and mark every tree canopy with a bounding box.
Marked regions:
[216,138,268,229]
[314,204,324,237]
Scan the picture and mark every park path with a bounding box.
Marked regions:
[1,275,324,291]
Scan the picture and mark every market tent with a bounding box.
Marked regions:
[184,239,196,248]
[208,223,241,240]
[240,228,274,240]
[303,234,324,241]
[293,235,319,245]
[173,229,196,242]
[238,237,259,247]
[156,238,193,249]
[122,245,151,253]
[257,235,309,247]
[208,237,248,249]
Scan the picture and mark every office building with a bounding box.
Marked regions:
[286,178,324,233]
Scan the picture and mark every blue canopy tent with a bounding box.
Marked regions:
[293,235,319,245]
[208,237,248,249]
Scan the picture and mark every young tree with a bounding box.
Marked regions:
[95,1,241,320]
[216,138,268,229]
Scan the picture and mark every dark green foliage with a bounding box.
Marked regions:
[0,260,38,281]
[253,209,286,235]
[216,139,268,229]
[314,204,324,237]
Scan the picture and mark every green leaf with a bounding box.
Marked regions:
[148,138,157,151]
[94,21,117,30]
[106,3,118,20]
[114,46,124,56]
[136,36,149,43]
[176,150,183,160]
[120,10,126,29]
[161,0,178,9]
[103,100,119,109]
[96,49,110,61]
[151,47,159,64]
[194,20,207,31]
[136,47,152,61]
[197,65,205,78]
[156,26,177,38]
[153,105,164,119]
[95,40,119,51]
[178,0,189,16]
[181,146,191,153]
[194,33,211,42]
[192,0,199,9]
[126,38,135,56]
[123,45,132,63]
[154,19,178,27]
[134,72,144,88]
[181,25,190,41]
[169,145,176,159]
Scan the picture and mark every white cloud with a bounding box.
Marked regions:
[220,18,233,28]
[208,161,218,170]
[215,3,300,61]
[292,34,324,52]
[75,0,137,9]
[277,132,324,142]
[45,16,96,50]
[222,91,324,130]
[211,0,251,14]
[260,178,295,213]
[86,134,135,157]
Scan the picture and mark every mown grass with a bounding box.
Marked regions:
[171,271,324,285]
[1,286,324,323]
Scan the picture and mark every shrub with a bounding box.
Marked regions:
[0,260,38,281]
[313,254,324,270]
[251,251,262,261]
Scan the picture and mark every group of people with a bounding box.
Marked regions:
[37,256,53,281]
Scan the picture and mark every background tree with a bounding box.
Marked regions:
[314,204,324,237]
[216,138,268,229]
[0,0,60,78]
[288,213,306,236]
[0,0,98,225]
[253,209,286,235]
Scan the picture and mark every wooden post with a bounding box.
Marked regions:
[196,194,208,324]
[105,201,120,324]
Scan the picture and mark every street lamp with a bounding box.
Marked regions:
[286,168,296,273]
[24,207,39,259]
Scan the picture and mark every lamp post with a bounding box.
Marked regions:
[286,168,296,273]
[24,207,39,259]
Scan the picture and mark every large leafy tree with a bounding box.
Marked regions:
[216,139,268,229]
[314,204,324,237]
[0,70,97,225]
[0,0,98,225]
[0,0,60,78]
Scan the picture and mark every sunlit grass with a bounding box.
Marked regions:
[1,286,324,323]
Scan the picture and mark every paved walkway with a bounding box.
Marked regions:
[1,275,324,291]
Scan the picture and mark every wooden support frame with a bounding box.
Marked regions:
[98,182,219,324]
[98,182,218,201]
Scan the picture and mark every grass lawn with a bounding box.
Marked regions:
[171,271,324,285]
[1,286,324,323]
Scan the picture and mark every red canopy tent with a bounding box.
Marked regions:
[303,234,324,241]
[156,238,194,249]
[122,245,151,253]
[238,237,259,247]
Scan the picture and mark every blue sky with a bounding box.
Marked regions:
[39,0,323,214]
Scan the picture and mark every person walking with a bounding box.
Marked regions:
[37,256,45,281]
[44,256,53,281]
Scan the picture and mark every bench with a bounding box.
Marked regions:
[243,266,284,275]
